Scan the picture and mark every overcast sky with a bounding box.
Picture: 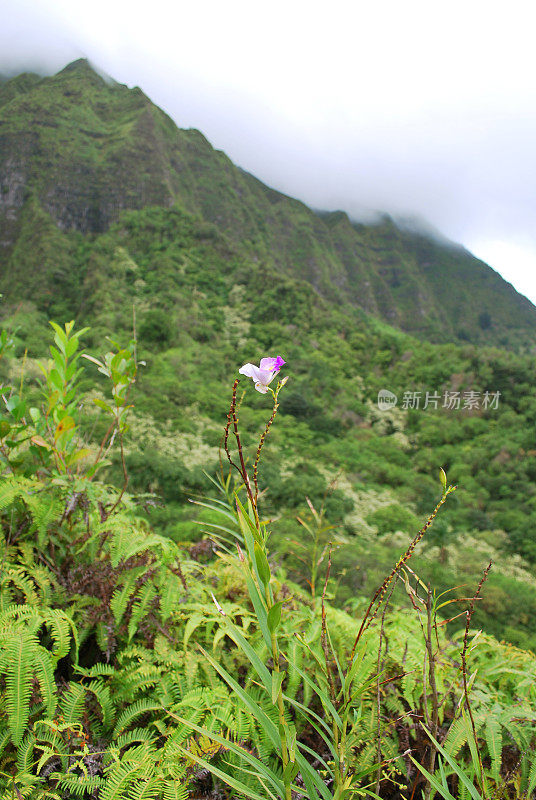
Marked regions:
[2,0,536,304]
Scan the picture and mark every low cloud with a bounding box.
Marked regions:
[2,0,535,301]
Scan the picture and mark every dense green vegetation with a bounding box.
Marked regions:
[2,59,536,347]
[0,321,535,799]
[2,197,536,650]
[1,58,536,798]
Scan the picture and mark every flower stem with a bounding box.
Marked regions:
[264,581,292,800]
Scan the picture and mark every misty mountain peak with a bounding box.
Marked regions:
[0,60,535,348]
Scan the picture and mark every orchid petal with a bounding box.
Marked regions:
[259,356,286,373]
[239,363,261,382]
[257,369,276,385]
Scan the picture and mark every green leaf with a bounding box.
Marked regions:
[93,397,113,413]
[286,661,342,727]
[175,742,281,800]
[243,566,272,651]
[28,407,41,422]
[221,624,272,693]
[5,631,33,745]
[235,495,263,546]
[65,336,80,358]
[254,542,271,586]
[283,760,300,784]
[287,722,297,761]
[409,755,457,800]
[197,645,279,747]
[526,750,536,797]
[49,368,64,392]
[49,322,66,354]
[271,670,285,704]
[65,448,91,466]
[267,601,282,633]
[420,726,482,800]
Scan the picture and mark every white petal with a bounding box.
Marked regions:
[239,363,261,382]
[257,369,276,385]
[255,382,270,393]
[260,357,277,371]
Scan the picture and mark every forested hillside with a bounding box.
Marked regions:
[0,59,536,799]
[2,59,536,346]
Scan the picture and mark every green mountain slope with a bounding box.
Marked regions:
[1,59,536,651]
[1,58,535,347]
[2,58,536,799]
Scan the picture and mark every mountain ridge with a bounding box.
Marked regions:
[0,57,535,347]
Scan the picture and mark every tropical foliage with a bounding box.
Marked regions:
[0,321,535,799]
[1,58,536,800]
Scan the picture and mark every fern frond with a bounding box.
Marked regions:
[59,683,86,725]
[101,745,156,800]
[0,567,39,606]
[0,477,34,510]
[86,679,115,730]
[76,663,117,678]
[128,583,157,642]
[162,781,188,800]
[115,728,157,750]
[42,608,78,661]
[484,714,502,781]
[443,714,470,756]
[113,700,163,738]
[128,778,163,800]
[24,492,62,548]
[55,775,103,797]
[108,525,174,569]
[111,565,148,625]
[0,728,12,758]
[5,630,35,745]
[32,644,57,717]
[158,572,184,621]
[525,748,536,797]
[16,732,36,773]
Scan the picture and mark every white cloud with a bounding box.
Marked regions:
[2,0,536,302]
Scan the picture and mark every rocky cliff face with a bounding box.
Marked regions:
[1,58,535,348]
[0,61,183,237]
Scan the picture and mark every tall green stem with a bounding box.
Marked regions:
[264,582,292,800]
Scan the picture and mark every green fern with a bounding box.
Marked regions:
[128,583,157,642]
[162,782,188,800]
[100,744,156,800]
[55,775,103,798]
[59,683,86,725]
[113,699,164,738]
[443,714,471,757]
[16,731,37,773]
[484,713,502,781]
[108,523,174,569]
[4,630,34,745]
[0,567,39,608]
[111,566,148,625]
[0,478,62,550]
[23,492,62,548]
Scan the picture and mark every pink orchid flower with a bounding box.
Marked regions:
[239,356,286,394]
